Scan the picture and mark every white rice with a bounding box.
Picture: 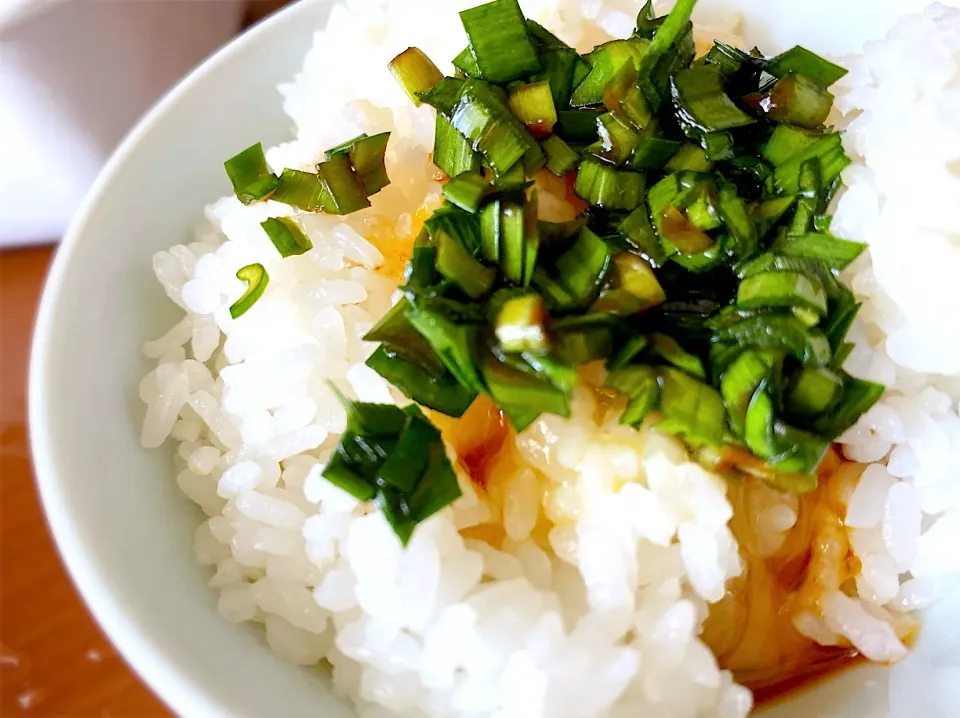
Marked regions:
[139,1,960,715]
[824,1,960,640]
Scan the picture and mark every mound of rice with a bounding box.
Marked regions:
[139,1,960,715]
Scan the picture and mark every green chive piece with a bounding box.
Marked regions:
[714,314,831,367]
[366,347,476,417]
[768,422,831,475]
[442,171,491,213]
[631,137,682,170]
[419,77,467,115]
[716,181,758,259]
[375,407,440,493]
[530,44,583,109]
[721,350,773,438]
[574,156,646,211]
[772,232,867,271]
[619,202,666,266]
[571,38,650,109]
[758,73,834,130]
[737,252,841,298]
[552,226,613,308]
[608,334,649,370]
[745,387,776,458]
[671,66,757,133]
[459,0,540,83]
[450,80,543,176]
[389,47,444,106]
[555,109,603,143]
[407,441,462,525]
[261,217,313,258]
[813,378,884,436]
[603,62,653,131]
[768,46,848,88]
[593,252,665,315]
[480,199,502,263]
[522,191,541,288]
[364,298,446,376]
[771,133,850,196]
[229,263,269,319]
[664,144,713,173]
[406,306,485,394]
[322,450,378,501]
[651,333,706,379]
[606,364,660,427]
[762,124,821,166]
[495,294,550,353]
[323,392,461,545]
[492,161,529,192]
[271,168,328,211]
[542,135,581,176]
[590,112,643,166]
[316,153,370,215]
[823,289,862,354]
[452,46,483,78]
[434,115,482,178]
[636,0,697,104]
[559,323,615,361]
[790,158,821,236]
[656,368,726,447]
[330,132,391,197]
[434,228,496,299]
[481,353,571,423]
[500,201,526,284]
[224,142,279,205]
[325,134,369,159]
[752,196,797,238]
[508,81,558,136]
[785,367,843,417]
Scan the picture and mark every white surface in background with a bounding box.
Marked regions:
[0,0,244,246]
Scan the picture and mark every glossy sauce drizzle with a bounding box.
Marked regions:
[436,399,884,706]
[704,450,866,704]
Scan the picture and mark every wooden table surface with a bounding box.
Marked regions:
[0,246,169,717]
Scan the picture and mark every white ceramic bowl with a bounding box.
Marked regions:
[29,1,958,716]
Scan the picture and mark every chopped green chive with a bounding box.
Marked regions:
[224,143,279,205]
[459,0,541,83]
[229,263,269,319]
[442,171,491,213]
[542,135,581,176]
[261,217,313,258]
[768,46,848,88]
[389,47,444,105]
[508,81,558,137]
[495,294,550,353]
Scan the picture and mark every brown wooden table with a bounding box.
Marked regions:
[0,246,169,716]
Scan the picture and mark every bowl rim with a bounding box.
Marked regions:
[28,1,322,715]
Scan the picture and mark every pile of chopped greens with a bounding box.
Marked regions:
[223,0,882,544]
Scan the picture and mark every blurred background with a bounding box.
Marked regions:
[0,2,288,714]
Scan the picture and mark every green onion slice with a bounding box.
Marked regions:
[459,0,540,83]
[442,171,491,213]
[224,143,279,205]
[261,217,313,258]
[229,263,269,319]
[495,294,550,353]
[389,47,444,105]
[768,46,848,88]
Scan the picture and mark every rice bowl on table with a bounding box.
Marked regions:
[36,0,960,716]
